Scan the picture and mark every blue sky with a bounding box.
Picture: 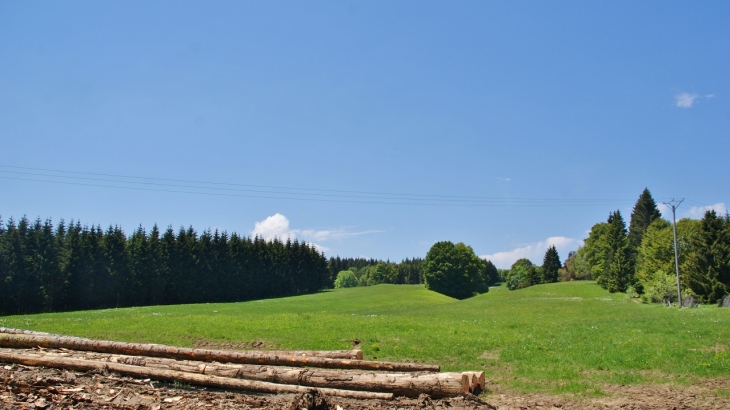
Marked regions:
[1,1,728,268]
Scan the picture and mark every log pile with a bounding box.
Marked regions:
[0,328,485,400]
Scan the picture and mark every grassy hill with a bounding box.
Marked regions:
[1,281,728,396]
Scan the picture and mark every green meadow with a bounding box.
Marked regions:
[1,281,728,396]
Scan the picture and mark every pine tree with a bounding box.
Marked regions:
[160,226,178,304]
[628,188,662,251]
[599,211,632,292]
[104,225,131,308]
[62,221,85,311]
[18,217,44,313]
[147,224,166,305]
[129,225,151,306]
[542,245,561,283]
[0,216,6,315]
[35,218,63,312]
[684,210,730,303]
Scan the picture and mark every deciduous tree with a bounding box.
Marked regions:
[334,270,358,288]
[423,241,486,299]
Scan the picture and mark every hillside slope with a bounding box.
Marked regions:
[1,281,728,395]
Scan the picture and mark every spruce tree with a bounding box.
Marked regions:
[628,188,662,250]
[147,224,166,305]
[684,210,730,303]
[542,245,561,283]
[129,225,151,306]
[599,211,632,292]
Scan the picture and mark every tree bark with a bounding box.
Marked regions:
[0,333,437,372]
[0,328,362,360]
[1,348,467,398]
[0,350,393,400]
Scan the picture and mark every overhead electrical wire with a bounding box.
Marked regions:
[0,164,652,207]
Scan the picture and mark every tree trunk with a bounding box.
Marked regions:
[1,348,468,398]
[0,328,362,360]
[0,333,437,372]
[0,350,393,400]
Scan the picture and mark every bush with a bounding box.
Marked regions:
[644,270,677,304]
[334,270,359,288]
[625,285,640,300]
[506,258,537,290]
[367,263,397,285]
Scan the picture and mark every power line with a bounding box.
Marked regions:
[12,165,712,209]
[0,169,619,204]
[0,164,633,205]
[1,175,635,207]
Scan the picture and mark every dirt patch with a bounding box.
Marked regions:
[192,338,273,350]
[339,338,362,348]
[484,379,730,410]
[0,363,493,409]
[478,350,501,360]
[690,344,728,354]
[1,363,729,409]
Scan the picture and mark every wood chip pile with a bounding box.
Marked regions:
[0,328,484,401]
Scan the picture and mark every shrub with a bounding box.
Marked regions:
[625,285,640,300]
[506,258,537,290]
[334,270,359,288]
[644,270,677,304]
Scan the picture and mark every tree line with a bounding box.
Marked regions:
[562,189,730,304]
[332,251,503,295]
[503,245,562,290]
[332,257,426,288]
[0,216,329,316]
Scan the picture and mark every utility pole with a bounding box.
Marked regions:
[663,199,684,307]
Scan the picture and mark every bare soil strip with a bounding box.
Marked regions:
[3,363,729,409]
[0,364,491,410]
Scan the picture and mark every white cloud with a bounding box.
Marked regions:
[481,236,581,269]
[251,213,383,254]
[309,243,330,253]
[251,213,296,241]
[497,177,512,182]
[705,94,715,99]
[675,92,699,108]
[299,228,386,242]
[687,202,727,219]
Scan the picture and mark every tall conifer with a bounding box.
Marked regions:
[599,211,632,292]
[628,188,662,250]
[542,245,561,283]
[684,210,730,303]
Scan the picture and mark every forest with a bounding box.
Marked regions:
[440,188,729,306]
[0,218,330,316]
[2,188,728,316]
[561,189,730,304]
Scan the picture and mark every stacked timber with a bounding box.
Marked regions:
[0,328,484,400]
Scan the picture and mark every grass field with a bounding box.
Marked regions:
[1,281,728,396]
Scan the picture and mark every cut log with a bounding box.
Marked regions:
[0,348,467,398]
[463,371,485,395]
[0,351,393,400]
[0,333,436,372]
[0,328,362,360]
[0,328,53,336]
